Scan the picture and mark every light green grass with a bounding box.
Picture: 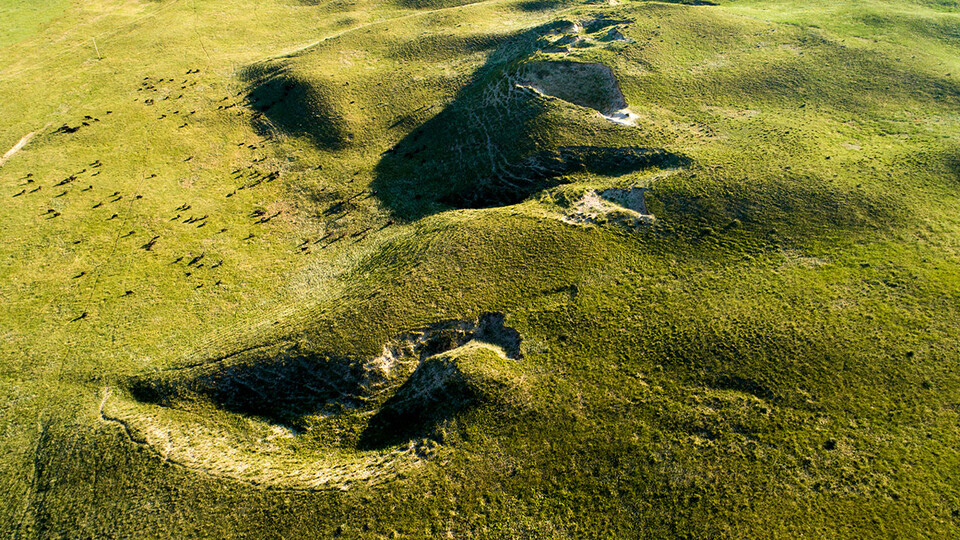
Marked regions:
[0,0,68,48]
[1,0,959,536]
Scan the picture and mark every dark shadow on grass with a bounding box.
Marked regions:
[395,0,485,8]
[357,356,477,450]
[645,169,907,241]
[126,314,521,440]
[515,0,564,11]
[126,347,368,429]
[371,21,690,220]
[238,63,349,150]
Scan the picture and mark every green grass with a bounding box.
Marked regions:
[1,0,959,536]
[0,0,68,48]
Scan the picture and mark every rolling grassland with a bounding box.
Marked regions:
[1,0,959,536]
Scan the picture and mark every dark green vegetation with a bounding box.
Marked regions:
[1,0,959,536]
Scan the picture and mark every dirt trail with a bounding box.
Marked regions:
[0,131,36,167]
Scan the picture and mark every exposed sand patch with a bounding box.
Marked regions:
[602,108,640,125]
[562,187,656,229]
[0,131,37,167]
[540,17,632,52]
[516,61,639,125]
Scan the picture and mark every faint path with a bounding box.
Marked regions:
[0,131,36,167]
[268,0,512,61]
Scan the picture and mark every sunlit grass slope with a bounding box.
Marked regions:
[1,0,959,536]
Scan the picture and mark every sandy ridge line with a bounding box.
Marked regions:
[97,386,405,493]
[97,387,283,490]
[0,131,36,167]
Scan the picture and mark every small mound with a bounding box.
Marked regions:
[239,64,349,150]
[360,341,528,449]
[372,22,676,219]
[535,17,634,53]
[125,313,520,429]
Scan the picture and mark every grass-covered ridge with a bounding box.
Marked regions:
[1,0,959,536]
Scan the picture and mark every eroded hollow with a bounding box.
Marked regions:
[126,313,521,433]
[517,61,627,115]
[106,314,526,489]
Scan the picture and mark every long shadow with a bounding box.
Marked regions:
[357,355,477,450]
[125,313,521,436]
[127,348,370,428]
[239,64,349,150]
[370,21,689,220]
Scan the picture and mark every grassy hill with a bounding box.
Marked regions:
[1,0,959,536]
